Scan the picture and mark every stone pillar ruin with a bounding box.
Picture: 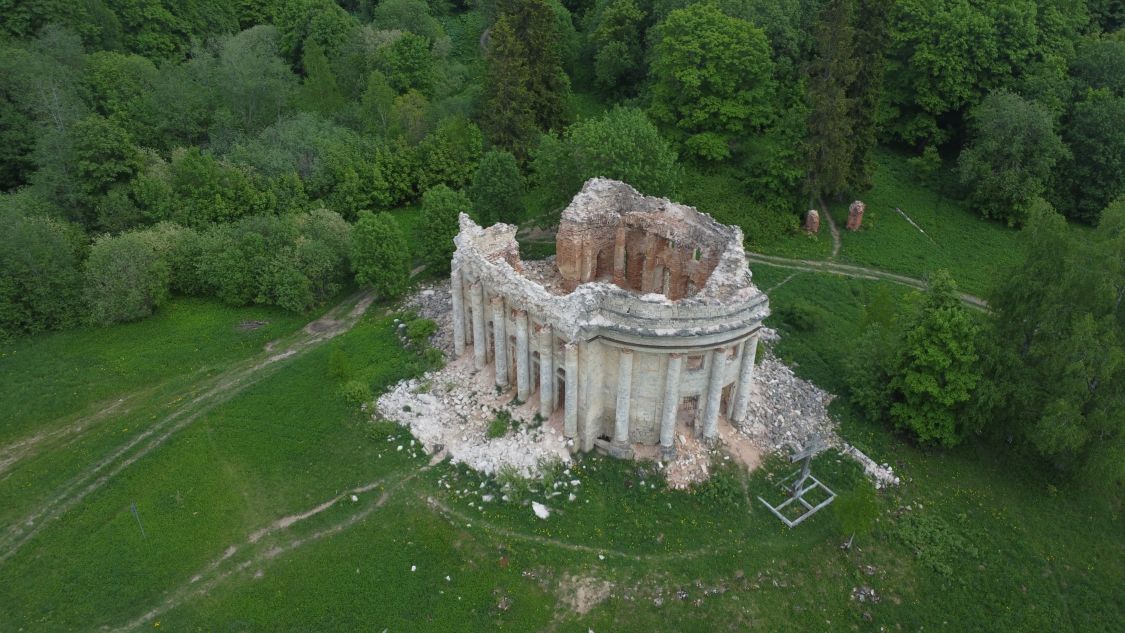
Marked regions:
[847,200,865,231]
[515,309,530,401]
[804,209,820,233]
[659,353,683,459]
[563,343,578,442]
[613,350,634,453]
[580,340,604,452]
[538,325,554,419]
[701,348,726,440]
[470,282,485,370]
[450,268,466,356]
[491,296,508,388]
[732,333,759,422]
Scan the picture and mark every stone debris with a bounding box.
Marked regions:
[399,280,455,358]
[376,352,571,478]
[851,585,880,604]
[532,501,551,519]
[382,287,900,489]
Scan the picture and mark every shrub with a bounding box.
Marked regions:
[339,379,372,405]
[776,298,824,332]
[0,208,85,338]
[891,512,979,578]
[404,318,437,346]
[83,230,170,325]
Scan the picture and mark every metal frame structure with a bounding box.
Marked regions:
[758,437,837,528]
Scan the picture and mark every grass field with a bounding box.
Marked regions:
[0,276,1120,631]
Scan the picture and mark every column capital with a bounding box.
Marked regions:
[668,352,682,359]
[619,348,634,355]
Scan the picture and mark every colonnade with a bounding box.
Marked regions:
[450,266,761,457]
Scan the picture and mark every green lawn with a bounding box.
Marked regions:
[824,150,1022,296]
[0,284,1119,631]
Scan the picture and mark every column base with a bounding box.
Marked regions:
[659,445,677,462]
[608,441,635,460]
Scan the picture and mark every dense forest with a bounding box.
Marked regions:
[1,0,1122,486]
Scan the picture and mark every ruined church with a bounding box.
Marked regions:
[449,178,769,460]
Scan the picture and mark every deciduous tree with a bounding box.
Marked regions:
[649,3,775,161]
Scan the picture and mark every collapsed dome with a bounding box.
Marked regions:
[449,178,769,457]
[555,178,743,300]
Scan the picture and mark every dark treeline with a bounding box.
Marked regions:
[0,1,1122,481]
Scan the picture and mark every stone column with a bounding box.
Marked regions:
[612,349,633,451]
[470,282,485,370]
[563,342,578,442]
[515,309,530,401]
[659,353,683,459]
[450,267,466,356]
[538,325,555,419]
[701,348,726,441]
[580,340,604,452]
[491,296,508,388]
[732,334,759,422]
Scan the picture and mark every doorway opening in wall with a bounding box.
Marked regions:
[679,395,699,428]
[556,367,566,411]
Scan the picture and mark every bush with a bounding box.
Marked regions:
[487,416,510,439]
[776,298,825,332]
[339,379,372,405]
[0,207,85,338]
[891,512,979,578]
[83,230,170,325]
[404,318,437,346]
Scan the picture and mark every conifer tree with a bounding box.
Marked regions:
[847,0,890,191]
[805,0,858,200]
[481,15,537,159]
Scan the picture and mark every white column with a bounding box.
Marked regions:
[538,325,555,419]
[450,267,465,356]
[580,340,604,452]
[470,282,485,370]
[701,347,725,440]
[732,334,759,421]
[491,296,508,388]
[659,353,683,455]
[515,309,530,401]
[613,349,633,445]
[563,342,578,440]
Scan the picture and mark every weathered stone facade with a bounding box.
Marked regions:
[450,179,769,460]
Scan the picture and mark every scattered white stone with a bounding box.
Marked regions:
[411,565,416,572]
[350,494,358,502]
[532,502,551,519]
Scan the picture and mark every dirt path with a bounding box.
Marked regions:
[0,290,377,565]
[423,495,722,563]
[746,252,989,311]
[115,456,443,632]
[818,196,842,259]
